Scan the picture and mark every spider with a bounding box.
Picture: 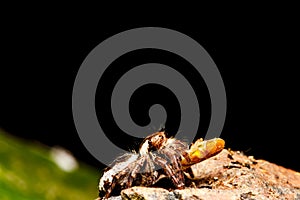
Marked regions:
[98,131,225,199]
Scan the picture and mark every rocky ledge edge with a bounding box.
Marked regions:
[98,149,300,200]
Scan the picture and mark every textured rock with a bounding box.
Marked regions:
[121,187,169,200]
[102,149,300,200]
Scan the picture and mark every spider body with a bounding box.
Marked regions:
[98,131,225,199]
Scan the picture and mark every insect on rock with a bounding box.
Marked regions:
[98,131,225,199]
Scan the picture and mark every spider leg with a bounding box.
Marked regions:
[159,148,186,188]
[163,149,182,171]
[105,156,146,198]
[181,151,191,165]
[152,154,185,189]
[164,137,191,168]
[126,156,146,187]
[105,167,130,198]
[128,154,160,187]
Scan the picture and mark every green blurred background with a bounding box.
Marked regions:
[0,129,99,200]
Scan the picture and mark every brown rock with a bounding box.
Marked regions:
[121,187,169,200]
[104,149,300,200]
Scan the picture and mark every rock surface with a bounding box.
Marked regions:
[102,149,300,200]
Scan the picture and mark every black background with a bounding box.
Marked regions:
[1,14,299,172]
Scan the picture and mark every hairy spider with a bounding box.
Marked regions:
[98,131,225,199]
